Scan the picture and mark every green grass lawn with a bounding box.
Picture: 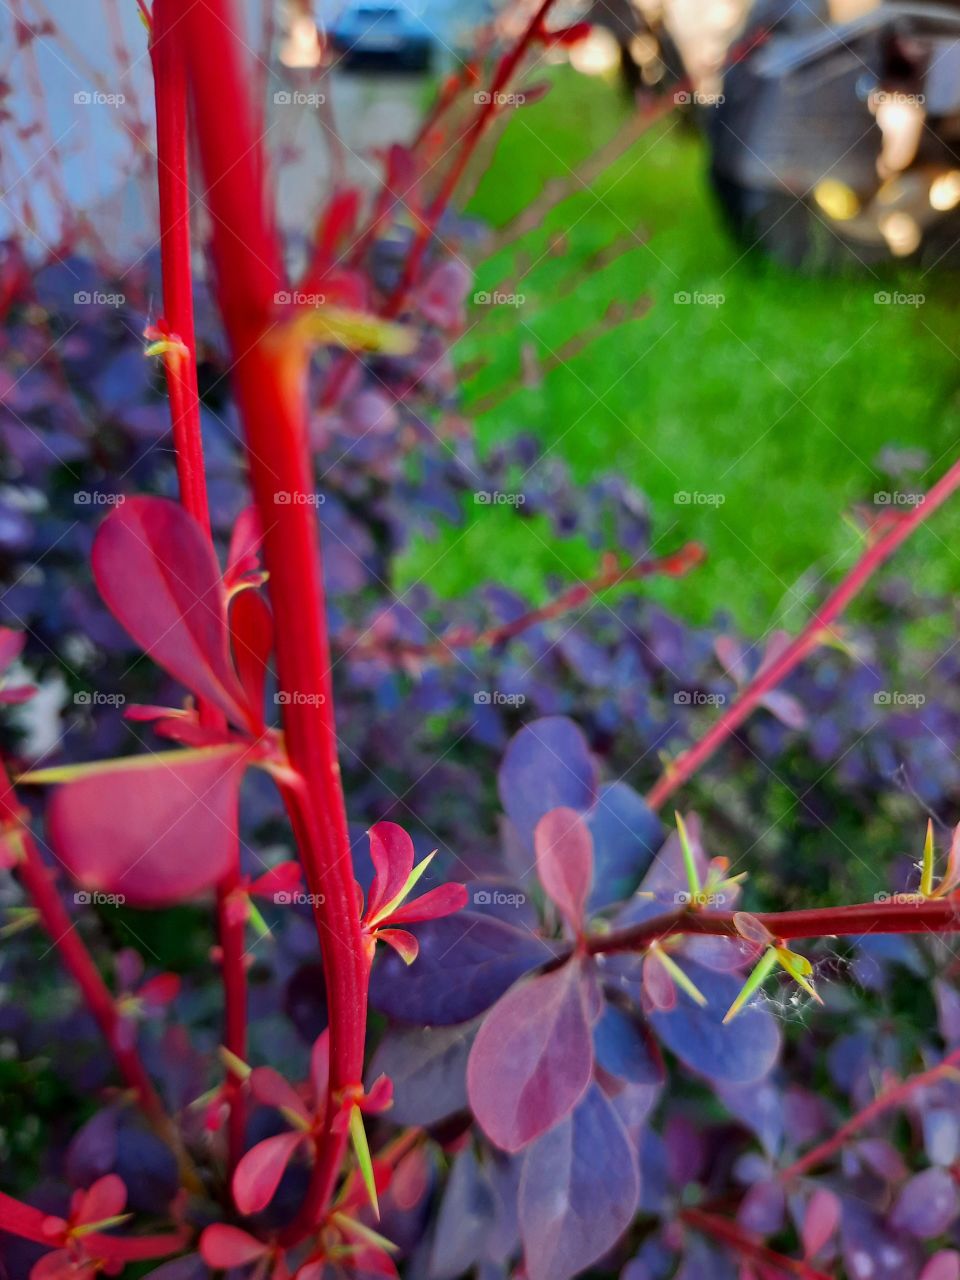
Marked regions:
[396,68,960,637]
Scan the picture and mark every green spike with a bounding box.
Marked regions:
[246,899,273,940]
[920,819,935,898]
[349,1105,379,1220]
[331,1211,398,1253]
[675,812,701,903]
[73,1213,133,1237]
[775,947,822,1004]
[373,851,437,924]
[218,1046,252,1081]
[652,946,707,1007]
[0,907,40,939]
[723,947,779,1024]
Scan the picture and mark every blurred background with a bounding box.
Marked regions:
[6,0,960,639]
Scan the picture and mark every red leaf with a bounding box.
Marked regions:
[534,807,592,932]
[315,187,361,261]
[250,861,302,900]
[200,1223,269,1267]
[538,20,591,46]
[230,588,272,725]
[366,822,415,921]
[921,1252,960,1280]
[467,961,593,1152]
[225,505,263,590]
[41,745,248,907]
[801,1188,841,1260]
[380,882,467,926]
[249,1066,310,1123]
[378,927,419,964]
[92,498,253,730]
[30,1251,97,1280]
[232,1131,305,1215]
[0,627,25,677]
[641,953,676,1012]
[138,973,180,1009]
[361,1073,393,1113]
[73,1174,126,1226]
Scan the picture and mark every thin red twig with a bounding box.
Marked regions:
[383,0,561,317]
[680,1207,832,1280]
[647,453,960,810]
[339,543,705,664]
[586,896,960,956]
[780,1046,960,1182]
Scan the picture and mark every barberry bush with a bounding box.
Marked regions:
[1,3,959,1279]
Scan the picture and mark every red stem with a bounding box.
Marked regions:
[586,896,960,956]
[647,453,960,810]
[780,1046,960,1182]
[149,0,247,1171]
[177,0,369,1234]
[680,1207,832,1280]
[383,0,561,317]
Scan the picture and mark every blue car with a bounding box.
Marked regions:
[329,1,434,72]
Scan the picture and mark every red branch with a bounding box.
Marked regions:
[177,0,369,1235]
[780,1046,960,1182]
[384,0,561,316]
[339,543,704,664]
[149,0,248,1173]
[586,896,960,956]
[681,1207,832,1280]
[647,453,960,810]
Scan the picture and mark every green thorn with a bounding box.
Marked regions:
[775,946,822,1005]
[920,818,935,899]
[73,1213,133,1237]
[373,850,436,925]
[330,1210,398,1253]
[246,899,272,940]
[675,812,701,902]
[349,1105,379,1220]
[651,945,707,1007]
[218,1046,252,1082]
[723,947,779,1023]
[0,907,40,939]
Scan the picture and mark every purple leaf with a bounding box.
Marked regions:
[498,717,598,851]
[586,782,663,912]
[594,1001,664,1085]
[842,1203,925,1280]
[737,1180,785,1236]
[935,981,960,1045]
[467,961,593,1152]
[368,1024,473,1126]
[616,814,711,927]
[519,1085,639,1280]
[648,961,781,1084]
[890,1168,959,1239]
[143,1260,209,1279]
[535,807,592,931]
[429,1146,496,1280]
[716,1080,784,1156]
[370,912,555,1026]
